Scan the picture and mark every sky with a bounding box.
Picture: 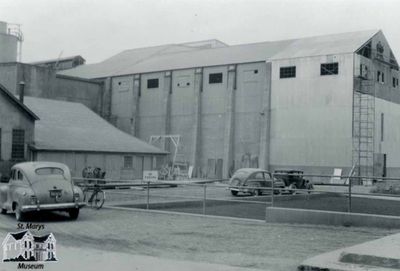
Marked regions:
[0,0,399,64]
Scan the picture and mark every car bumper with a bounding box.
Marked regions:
[21,202,86,212]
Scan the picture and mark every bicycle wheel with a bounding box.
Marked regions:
[92,190,105,209]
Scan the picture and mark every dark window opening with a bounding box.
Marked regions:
[321,63,339,75]
[209,73,223,84]
[254,70,258,74]
[377,71,381,82]
[124,156,133,168]
[147,78,159,89]
[357,41,372,59]
[186,82,190,86]
[393,77,397,88]
[280,66,296,78]
[382,72,385,83]
[11,129,24,160]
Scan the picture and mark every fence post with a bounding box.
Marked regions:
[203,184,207,215]
[147,181,150,210]
[271,175,274,207]
[348,178,352,213]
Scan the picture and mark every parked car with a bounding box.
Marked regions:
[0,162,86,221]
[273,169,314,194]
[228,168,285,196]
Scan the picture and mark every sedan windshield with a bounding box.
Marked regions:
[35,167,64,176]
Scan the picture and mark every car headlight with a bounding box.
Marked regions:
[74,193,80,201]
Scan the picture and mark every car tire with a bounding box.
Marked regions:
[1,208,6,214]
[231,190,238,196]
[68,208,79,220]
[15,204,25,222]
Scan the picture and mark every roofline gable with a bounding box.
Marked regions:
[0,83,39,121]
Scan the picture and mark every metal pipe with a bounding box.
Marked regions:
[348,178,352,213]
[203,184,206,215]
[19,81,25,103]
[146,181,150,210]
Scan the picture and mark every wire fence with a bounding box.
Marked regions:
[72,173,400,220]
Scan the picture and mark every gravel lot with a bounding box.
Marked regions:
[0,207,396,271]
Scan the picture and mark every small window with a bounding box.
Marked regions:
[280,66,296,78]
[254,70,258,74]
[124,156,133,168]
[35,167,64,176]
[393,77,397,88]
[209,73,223,84]
[17,171,23,180]
[320,63,339,75]
[382,72,385,83]
[11,129,25,160]
[377,71,381,82]
[10,169,15,180]
[147,78,159,89]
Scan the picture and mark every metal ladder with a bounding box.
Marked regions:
[352,87,375,180]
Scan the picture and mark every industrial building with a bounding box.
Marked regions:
[23,97,167,180]
[56,30,400,179]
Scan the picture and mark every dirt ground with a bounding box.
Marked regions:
[0,208,395,271]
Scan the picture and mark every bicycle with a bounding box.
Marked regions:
[82,184,105,209]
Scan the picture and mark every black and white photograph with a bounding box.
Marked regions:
[0,0,400,270]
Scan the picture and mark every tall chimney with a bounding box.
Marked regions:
[19,81,25,103]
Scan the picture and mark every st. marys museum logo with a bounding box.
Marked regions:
[2,230,57,264]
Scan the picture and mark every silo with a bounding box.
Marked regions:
[0,21,18,63]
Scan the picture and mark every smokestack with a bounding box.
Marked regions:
[19,81,25,103]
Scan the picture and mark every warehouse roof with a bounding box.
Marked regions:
[59,30,380,79]
[24,97,167,154]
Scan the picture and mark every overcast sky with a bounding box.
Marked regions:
[0,0,399,64]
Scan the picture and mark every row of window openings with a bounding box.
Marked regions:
[145,70,259,89]
[279,63,339,79]
[0,129,25,160]
[376,70,399,88]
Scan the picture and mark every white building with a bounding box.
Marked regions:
[2,230,56,262]
[60,30,400,179]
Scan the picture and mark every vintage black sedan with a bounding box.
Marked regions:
[228,168,285,196]
[0,162,85,221]
[273,169,314,194]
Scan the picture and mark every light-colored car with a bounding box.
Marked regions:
[228,168,285,196]
[0,162,85,221]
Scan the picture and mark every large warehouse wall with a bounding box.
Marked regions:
[138,72,167,141]
[169,69,196,167]
[375,98,400,176]
[110,62,272,178]
[200,66,228,177]
[269,53,354,175]
[233,62,268,170]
